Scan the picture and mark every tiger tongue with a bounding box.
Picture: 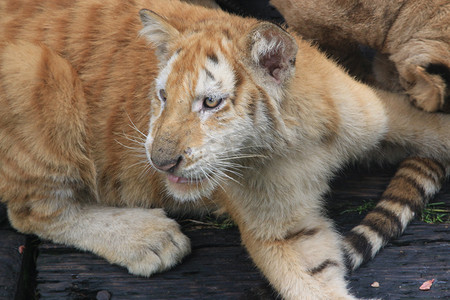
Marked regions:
[167,174,190,184]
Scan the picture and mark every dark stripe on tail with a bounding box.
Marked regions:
[381,194,423,215]
[399,162,440,185]
[344,231,373,264]
[399,157,445,179]
[393,174,426,198]
[403,157,445,178]
[381,172,428,215]
[360,206,403,240]
[344,157,448,271]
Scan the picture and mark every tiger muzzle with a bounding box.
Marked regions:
[150,136,184,173]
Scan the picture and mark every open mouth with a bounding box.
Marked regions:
[167,174,207,184]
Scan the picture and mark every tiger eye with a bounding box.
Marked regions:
[159,89,167,102]
[203,97,222,109]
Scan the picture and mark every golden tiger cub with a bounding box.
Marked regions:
[0,0,449,299]
[268,0,450,272]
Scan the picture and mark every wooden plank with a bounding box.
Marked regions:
[37,227,274,299]
[34,166,450,299]
[349,222,449,299]
[35,223,449,299]
[0,204,27,300]
[337,166,450,299]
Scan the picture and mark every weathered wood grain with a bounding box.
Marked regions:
[0,208,27,300]
[34,225,450,299]
[36,227,276,300]
[349,222,449,299]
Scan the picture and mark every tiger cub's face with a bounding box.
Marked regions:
[147,43,251,201]
[139,10,297,201]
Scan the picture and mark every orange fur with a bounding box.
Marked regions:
[1,1,450,299]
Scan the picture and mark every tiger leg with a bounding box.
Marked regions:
[344,156,448,270]
[8,204,191,276]
[0,41,190,276]
[238,213,356,300]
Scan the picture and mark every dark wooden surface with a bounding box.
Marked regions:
[0,206,27,300]
[0,165,449,300]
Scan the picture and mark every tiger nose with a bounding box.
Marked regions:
[151,155,183,173]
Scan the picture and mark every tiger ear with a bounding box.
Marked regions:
[139,9,179,64]
[248,22,298,85]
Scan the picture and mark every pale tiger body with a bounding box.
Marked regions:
[268,0,450,270]
[0,0,449,299]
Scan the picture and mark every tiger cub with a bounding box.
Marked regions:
[267,0,450,270]
[270,0,450,113]
[1,0,450,299]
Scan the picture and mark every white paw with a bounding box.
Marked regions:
[76,207,191,277]
[124,213,191,276]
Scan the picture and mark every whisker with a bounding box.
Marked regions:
[201,165,227,193]
[112,131,146,149]
[128,159,150,170]
[213,160,249,171]
[191,168,214,212]
[114,139,146,153]
[222,168,244,179]
[222,154,268,160]
[203,161,242,187]
[215,169,242,186]
[121,133,146,145]
[209,160,245,178]
[137,162,156,180]
[125,111,147,138]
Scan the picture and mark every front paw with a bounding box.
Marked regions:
[92,208,191,277]
[126,218,191,277]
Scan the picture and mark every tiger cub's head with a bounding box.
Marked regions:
[139,9,298,201]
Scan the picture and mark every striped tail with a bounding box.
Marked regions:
[343,156,448,271]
